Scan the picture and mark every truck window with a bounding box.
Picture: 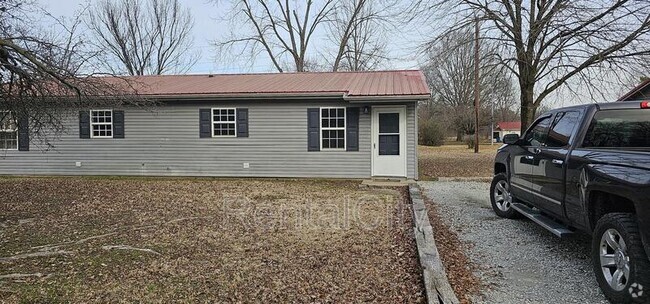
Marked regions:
[546,111,580,147]
[523,116,552,147]
[582,109,650,149]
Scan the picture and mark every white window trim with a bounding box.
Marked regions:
[0,111,18,150]
[319,107,346,151]
[211,108,237,138]
[90,109,114,139]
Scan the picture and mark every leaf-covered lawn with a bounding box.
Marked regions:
[419,144,500,180]
[0,177,424,303]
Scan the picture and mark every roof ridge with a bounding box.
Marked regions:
[111,70,423,78]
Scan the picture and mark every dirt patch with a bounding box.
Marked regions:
[424,197,483,304]
[418,144,499,180]
[0,177,425,303]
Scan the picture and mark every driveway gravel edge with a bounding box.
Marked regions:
[409,184,460,304]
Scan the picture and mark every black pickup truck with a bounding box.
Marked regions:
[491,101,650,303]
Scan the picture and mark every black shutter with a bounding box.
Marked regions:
[307,108,320,151]
[113,110,124,138]
[79,111,90,139]
[236,108,248,137]
[346,107,359,151]
[199,109,212,138]
[18,113,29,151]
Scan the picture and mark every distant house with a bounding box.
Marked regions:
[0,70,430,179]
[618,79,650,101]
[494,121,522,142]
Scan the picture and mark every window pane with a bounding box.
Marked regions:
[321,109,328,117]
[0,112,15,130]
[379,134,400,155]
[330,108,336,117]
[379,113,399,133]
[322,119,329,128]
[337,139,344,148]
[547,112,580,148]
[583,109,650,149]
[337,108,344,117]
[524,116,552,147]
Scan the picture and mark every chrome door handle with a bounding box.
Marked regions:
[533,148,542,154]
[524,156,534,160]
[552,159,564,165]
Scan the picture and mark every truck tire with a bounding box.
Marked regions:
[489,173,520,219]
[592,213,650,304]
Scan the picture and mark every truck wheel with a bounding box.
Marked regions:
[490,173,519,219]
[593,213,650,304]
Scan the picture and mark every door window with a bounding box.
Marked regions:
[546,111,580,148]
[523,116,552,147]
[378,113,399,155]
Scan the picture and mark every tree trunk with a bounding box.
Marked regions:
[519,84,536,133]
[456,131,462,142]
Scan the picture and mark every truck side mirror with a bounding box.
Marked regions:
[503,134,520,145]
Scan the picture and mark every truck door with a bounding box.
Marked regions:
[509,115,553,205]
[531,111,581,219]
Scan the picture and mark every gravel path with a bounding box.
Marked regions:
[419,181,609,304]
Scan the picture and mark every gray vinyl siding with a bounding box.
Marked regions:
[0,100,418,179]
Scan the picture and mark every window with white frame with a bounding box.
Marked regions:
[0,111,17,150]
[321,107,346,149]
[90,110,113,138]
[212,108,236,137]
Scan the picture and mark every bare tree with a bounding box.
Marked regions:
[413,1,650,131]
[1,1,143,147]
[87,0,196,75]
[216,0,335,72]
[422,29,515,140]
[328,0,390,71]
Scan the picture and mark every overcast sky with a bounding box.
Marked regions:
[38,0,626,105]
[40,0,424,74]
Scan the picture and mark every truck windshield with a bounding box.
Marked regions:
[582,109,650,150]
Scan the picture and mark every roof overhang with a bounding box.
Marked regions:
[139,92,431,103]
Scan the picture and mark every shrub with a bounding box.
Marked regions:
[419,119,445,146]
[464,135,475,149]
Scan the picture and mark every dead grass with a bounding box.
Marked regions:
[0,177,424,303]
[418,144,500,180]
[424,198,483,304]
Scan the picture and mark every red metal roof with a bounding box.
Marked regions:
[119,70,430,99]
[496,121,521,131]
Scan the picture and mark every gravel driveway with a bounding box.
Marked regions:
[419,181,609,304]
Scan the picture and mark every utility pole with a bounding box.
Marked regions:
[491,100,494,145]
[473,16,480,153]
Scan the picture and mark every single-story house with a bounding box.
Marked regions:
[0,70,430,179]
[618,79,650,101]
[493,121,521,142]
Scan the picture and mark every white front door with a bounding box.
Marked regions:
[371,106,407,177]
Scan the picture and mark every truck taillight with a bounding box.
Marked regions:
[642,101,650,109]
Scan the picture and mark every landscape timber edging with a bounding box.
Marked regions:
[408,184,460,304]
